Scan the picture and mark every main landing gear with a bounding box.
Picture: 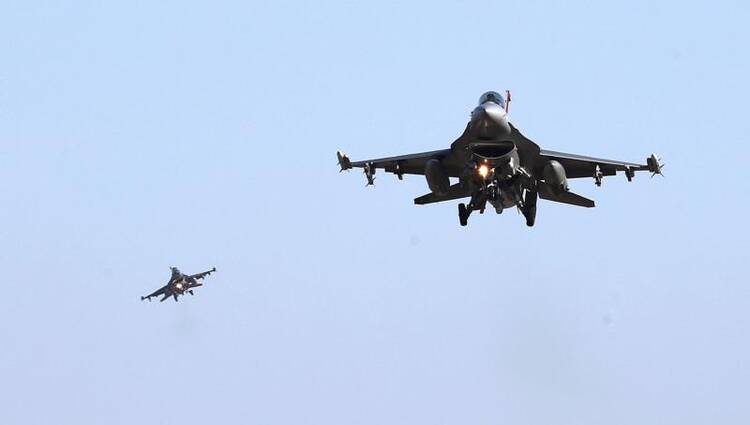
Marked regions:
[519,189,537,227]
[457,189,488,226]
[521,205,536,227]
[458,188,537,227]
[458,203,470,226]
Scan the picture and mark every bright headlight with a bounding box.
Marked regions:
[478,164,490,178]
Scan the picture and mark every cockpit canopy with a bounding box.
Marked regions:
[478,91,505,107]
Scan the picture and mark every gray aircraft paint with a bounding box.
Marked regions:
[141,266,217,303]
[337,91,662,226]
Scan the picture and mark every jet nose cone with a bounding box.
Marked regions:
[471,103,510,140]
[479,102,505,121]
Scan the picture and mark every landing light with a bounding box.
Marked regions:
[478,164,490,179]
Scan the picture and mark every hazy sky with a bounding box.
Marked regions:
[1,1,749,424]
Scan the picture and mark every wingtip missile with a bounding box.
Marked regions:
[647,153,665,178]
[337,151,352,172]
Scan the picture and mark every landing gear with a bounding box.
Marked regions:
[458,203,470,226]
[458,189,488,226]
[523,206,536,227]
[520,189,538,227]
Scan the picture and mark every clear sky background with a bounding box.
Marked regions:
[1,1,748,424]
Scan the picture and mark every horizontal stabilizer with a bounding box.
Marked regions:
[414,183,471,205]
[538,183,595,208]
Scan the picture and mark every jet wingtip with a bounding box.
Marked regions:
[336,151,352,171]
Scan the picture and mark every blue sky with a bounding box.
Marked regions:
[1,1,749,424]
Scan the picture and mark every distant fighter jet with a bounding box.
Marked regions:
[141,266,217,302]
[337,90,663,226]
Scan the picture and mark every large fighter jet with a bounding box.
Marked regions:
[141,266,217,302]
[337,91,663,226]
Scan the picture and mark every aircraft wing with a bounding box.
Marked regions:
[337,149,461,179]
[142,285,168,300]
[538,150,661,179]
[189,267,216,281]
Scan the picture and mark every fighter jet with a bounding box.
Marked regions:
[337,90,663,226]
[141,266,217,302]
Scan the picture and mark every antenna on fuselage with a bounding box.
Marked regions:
[505,90,512,113]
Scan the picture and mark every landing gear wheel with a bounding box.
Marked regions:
[521,189,538,227]
[523,206,536,227]
[458,203,469,226]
